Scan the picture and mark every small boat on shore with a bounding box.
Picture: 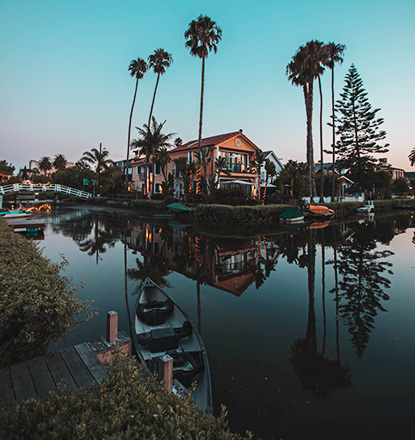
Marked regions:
[279,207,304,224]
[133,278,212,413]
[166,203,192,213]
[356,201,374,214]
[0,210,32,219]
[304,205,335,220]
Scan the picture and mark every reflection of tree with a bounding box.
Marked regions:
[290,230,352,399]
[127,253,171,293]
[332,223,393,357]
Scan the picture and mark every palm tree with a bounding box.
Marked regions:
[195,146,212,193]
[81,143,113,195]
[53,154,67,171]
[214,156,229,190]
[184,15,222,194]
[409,147,415,166]
[130,117,174,197]
[38,156,52,175]
[262,159,276,205]
[127,57,148,189]
[286,41,324,199]
[323,43,346,200]
[250,149,264,200]
[153,146,171,182]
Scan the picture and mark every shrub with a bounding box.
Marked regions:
[0,219,88,367]
[0,359,253,440]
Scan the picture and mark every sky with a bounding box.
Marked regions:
[0,0,414,172]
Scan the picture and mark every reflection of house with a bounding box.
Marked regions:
[129,130,269,197]
[127,222,260,296]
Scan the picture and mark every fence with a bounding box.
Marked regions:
[0,183,92,199]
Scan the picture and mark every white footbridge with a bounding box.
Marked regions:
[0,183,92,199]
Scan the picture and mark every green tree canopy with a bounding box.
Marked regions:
[0,160,15,175]
[334,64,389,191]
[53,153,67,171]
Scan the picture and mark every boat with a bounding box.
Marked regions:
[166,203,192,213]
[304,205,335,220]
[279,206,304,224]
[0,210,32,219]
[133,278,212,413]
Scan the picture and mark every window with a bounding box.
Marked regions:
[155,163,161,175]
[188,151,193,164]
[155,183,161,193]
[137,166,141,175]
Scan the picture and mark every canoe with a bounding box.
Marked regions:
[133,278,212,413]
[304,205,335,220]
[279,207,304,224]
[166,203,192,213]
[0,210,32,219]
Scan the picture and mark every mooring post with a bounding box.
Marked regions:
[107,311,118,343]
[158,355,173,391]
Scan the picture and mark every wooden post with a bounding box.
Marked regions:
[107,311,118,343]
[158,355,173,391]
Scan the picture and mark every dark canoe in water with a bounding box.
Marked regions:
[166,203,192,213]
[279,207,304,224]
[133,278,212,413]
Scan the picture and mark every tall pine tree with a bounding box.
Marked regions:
[334,64,389,191]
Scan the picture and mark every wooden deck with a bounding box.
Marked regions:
[0,342,108,404]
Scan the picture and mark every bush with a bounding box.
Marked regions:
[0,219,88,367]
[208,189,259,206]
[0,359,253,440]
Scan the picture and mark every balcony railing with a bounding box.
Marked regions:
[225,163,248,173]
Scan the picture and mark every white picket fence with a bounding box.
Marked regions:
[0,183,92,199]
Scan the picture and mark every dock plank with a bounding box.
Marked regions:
[10,363,37,402]
[0,367,15,404]
[61,347,94,389]
[44,353,77,390]
[75,343,108,384]
[27,356,56,398]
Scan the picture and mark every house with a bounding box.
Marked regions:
[129,130,266,198]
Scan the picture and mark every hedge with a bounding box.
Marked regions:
[194,204,291,225]
[0,219,88,368]
[0,358,253,440]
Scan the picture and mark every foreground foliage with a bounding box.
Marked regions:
[0,220,88,367]
[0,359,253,440]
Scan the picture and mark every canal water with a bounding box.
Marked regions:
[38,207,414,439]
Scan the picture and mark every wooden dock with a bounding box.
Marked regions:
[0,312,132,405]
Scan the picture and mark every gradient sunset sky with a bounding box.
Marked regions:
[0,0,414,172]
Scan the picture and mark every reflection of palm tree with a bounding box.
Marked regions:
[128,254,171,293]
[290,230,351,398]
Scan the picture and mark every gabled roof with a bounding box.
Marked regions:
[170,131,244,153]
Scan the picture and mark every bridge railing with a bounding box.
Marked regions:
[0,183,92,199]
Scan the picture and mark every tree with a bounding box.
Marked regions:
[250,149,264,200]
[262,159,276,205]
[127,57,148,189]
[81,144,113,195]
[334,64,389,191]
[392,178,409,195]
[38,156,52,175]
[324,42,346,200]
[185,15,222,194]
[53,166,94,190]
[153,147,171,182]
[275,160,308,200]
[0,160,15,175]
[286,41,324,198]
[130,117,174,196]
[195,146,212,194]
[174,137,183,148]
[371,170,392,199]
[53,154,67,171]
[143,49,173,197]
[213,156,230,191]
[409,147,415,166]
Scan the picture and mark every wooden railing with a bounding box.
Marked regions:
[0,183,92,199]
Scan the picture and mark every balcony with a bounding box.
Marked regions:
[225,163,247,173]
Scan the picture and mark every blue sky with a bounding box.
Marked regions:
[0,0,414,172]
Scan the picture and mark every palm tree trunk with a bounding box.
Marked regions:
[321,228,326,356]
[331,67,336,201]
[196,56,206,194]
[306,230,317,352]
[96,142,102,196]
[318,75,324,202]
[304,84,316,199]
[148,73,160,127]
[126,78,139,189]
